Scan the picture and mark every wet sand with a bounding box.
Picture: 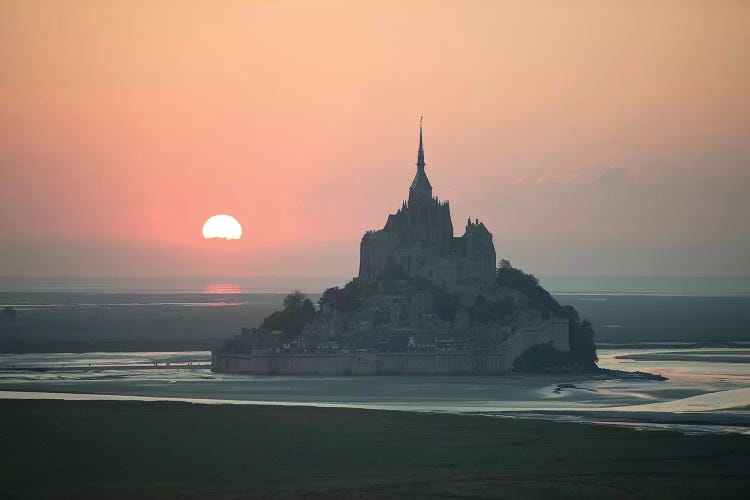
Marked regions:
[4,347,750,435]
[2,399,750,499]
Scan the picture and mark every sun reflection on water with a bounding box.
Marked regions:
[203,283,242,294]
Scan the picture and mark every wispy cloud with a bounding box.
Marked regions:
[536,174,554,184]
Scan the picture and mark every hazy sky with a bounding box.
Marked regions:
[1,1,749,279]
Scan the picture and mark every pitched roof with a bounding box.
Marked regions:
[410,167,432,192]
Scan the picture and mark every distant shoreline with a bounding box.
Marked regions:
[3,275,750,296]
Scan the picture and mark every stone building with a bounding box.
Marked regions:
[359,120,496,289]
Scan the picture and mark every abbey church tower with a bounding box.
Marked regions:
[359,120,496,289]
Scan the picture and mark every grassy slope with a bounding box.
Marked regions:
[1,400,750,499]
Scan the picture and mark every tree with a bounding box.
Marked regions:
[318,279,375,313]
[259,291,316,337]
[469,295,515,325]
[283,290,306,315]
[569,319,598,366]
[432,288,460,322]
[319,287,340,310]
[300,298,315,320]
[496,259,554,313]
[513,343,568,370]
[497,259,598,368]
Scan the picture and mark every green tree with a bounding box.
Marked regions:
[283,290,306,315]
[432,288,460,322]
[497,259,598,367]
[260,291,317,337]
[469,295,516,325]
[569,319,598,366]
[318,279,375,313]
[300,298,315,320]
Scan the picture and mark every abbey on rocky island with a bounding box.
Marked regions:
[359,119,496,290]
[212,120,590,375]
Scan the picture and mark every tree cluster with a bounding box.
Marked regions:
[497,259,598,367]
[319,279,375,313]
[260,290,315,337]
[496,259,557,316]
[432,287,461,322]
[469,295,515,325]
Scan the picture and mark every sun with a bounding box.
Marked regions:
[202,214,242,240]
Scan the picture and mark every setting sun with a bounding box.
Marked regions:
[202,215,242,240]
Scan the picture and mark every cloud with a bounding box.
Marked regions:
[536,174,554,184]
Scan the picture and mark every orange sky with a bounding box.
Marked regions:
[1,1,749,278]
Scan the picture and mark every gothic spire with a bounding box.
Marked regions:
[409,116,432,197]
[417,116,425,170]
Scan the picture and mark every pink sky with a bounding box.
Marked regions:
[1,1,749,278]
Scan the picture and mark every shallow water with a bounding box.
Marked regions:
[1,348,750,434]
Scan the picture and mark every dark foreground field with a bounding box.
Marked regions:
[2,400,750,499]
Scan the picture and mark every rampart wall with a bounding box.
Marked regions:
[212,319,569,375]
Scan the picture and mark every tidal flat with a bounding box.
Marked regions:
[2,399,750,499]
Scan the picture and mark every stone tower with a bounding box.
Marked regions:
[359,120,496,289]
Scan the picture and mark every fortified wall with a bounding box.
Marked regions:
[500,318,570,368]
[212,351,503,375]
[212,319,569,375]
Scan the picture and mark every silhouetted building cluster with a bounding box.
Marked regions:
[359,120,496,289]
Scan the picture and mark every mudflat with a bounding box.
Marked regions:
[1,400,749,499]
